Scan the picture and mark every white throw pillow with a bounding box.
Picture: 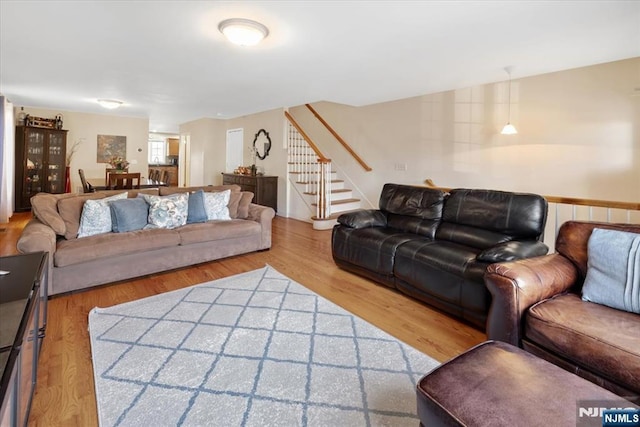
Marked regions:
[203,190,231,220]
[77,192,128,238]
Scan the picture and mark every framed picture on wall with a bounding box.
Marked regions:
[97,135,126,163]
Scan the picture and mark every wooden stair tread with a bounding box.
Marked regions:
[311,209,362,221]
[296,179,344,184]
[289,171,336,174]
[304,189,351,195]
[312,198,360,206]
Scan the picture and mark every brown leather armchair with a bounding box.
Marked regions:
[485,220,640,402]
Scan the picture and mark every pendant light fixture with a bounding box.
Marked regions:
[501,66,518,135]
[218,18,269,46]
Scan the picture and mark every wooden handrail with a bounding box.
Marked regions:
[284,111,329,162]
[424,179,640,211]
[305,104,372,172]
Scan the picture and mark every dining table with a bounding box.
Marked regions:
[87,177,167,191]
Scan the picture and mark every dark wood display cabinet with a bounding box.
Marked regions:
[15,126,68,211]
[222,173,278,212]
[0,252,48,427]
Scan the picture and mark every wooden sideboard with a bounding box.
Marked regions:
[222,173,277,212]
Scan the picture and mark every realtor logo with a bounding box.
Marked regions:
[602,409,640,426]
[577,400,640,427]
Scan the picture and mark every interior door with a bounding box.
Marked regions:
[226,128,243,173]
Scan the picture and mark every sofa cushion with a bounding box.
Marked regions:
[331,227,417,276]
[77,192,128,238]
[443,189,547,238]
[387,214,440,239]
[159,184,240,196]
[235,191,254,219]
[582,228,640,314]
[436,222,512,249]
[177,220,261,245]
[395,239,481,285]
[55,228,180,267]
[110,198,149,233]
[379,183,445,219]
[526,293,640,393]
[31,193,69,235]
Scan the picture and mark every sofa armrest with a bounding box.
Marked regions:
[17,218,57,295]
[337,210,387,229]
[484,253,578,346]
[477,240,549,263]
[17,218,57,255]
[247,203,276,249]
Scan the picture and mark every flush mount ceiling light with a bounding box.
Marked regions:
[218,18,269,46]
[501,66,518,135]
[97,99,123,110]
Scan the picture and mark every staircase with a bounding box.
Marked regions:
[287,121,361,230]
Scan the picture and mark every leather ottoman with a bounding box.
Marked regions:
[417,340,637,426]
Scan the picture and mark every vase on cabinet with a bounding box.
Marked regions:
[65,166,71,193]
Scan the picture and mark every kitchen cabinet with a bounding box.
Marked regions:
[14,126,67,211]
[148,165,178,187]
[167,138,179,156]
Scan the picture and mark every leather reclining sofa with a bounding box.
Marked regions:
[332,183,549,328]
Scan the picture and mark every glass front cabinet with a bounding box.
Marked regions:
[14,126,67,211]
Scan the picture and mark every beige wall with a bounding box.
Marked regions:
[179,117,226,186]
[289,57,640,207]
[14,107,148,192]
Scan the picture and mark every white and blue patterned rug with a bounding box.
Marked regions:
[89,265,439,426]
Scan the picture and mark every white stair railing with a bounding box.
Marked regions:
[285,112,332,219]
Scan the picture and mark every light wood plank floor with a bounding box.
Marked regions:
[2,213,485,426]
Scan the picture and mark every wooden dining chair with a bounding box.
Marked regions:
[108,172,141,190]
[106,167,128,182]
[78,169,95,193]
[161,170,170,185]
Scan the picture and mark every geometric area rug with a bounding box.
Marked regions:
[88,265,440,426]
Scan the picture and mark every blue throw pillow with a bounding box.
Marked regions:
[110,198,149,233]
[582,228,640,314]
[187,190,207,224]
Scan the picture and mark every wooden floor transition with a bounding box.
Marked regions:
[2,212,485,426]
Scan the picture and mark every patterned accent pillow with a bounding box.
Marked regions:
[143,193,189,229]
[77,192,128,238]
[203,190,231,220]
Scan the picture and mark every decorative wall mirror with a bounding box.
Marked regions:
[253,129,271,160]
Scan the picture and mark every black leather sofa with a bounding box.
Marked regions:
[332,183,549,328]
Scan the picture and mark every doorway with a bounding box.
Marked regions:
[226,128,243,173]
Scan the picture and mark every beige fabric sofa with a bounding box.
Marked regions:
[17,185,275,296]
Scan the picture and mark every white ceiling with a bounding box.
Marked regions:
[1,1,639,133]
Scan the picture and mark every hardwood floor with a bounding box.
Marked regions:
[2,213,485,426]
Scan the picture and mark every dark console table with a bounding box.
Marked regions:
[0,252,48,427]
[222,173,278,212]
